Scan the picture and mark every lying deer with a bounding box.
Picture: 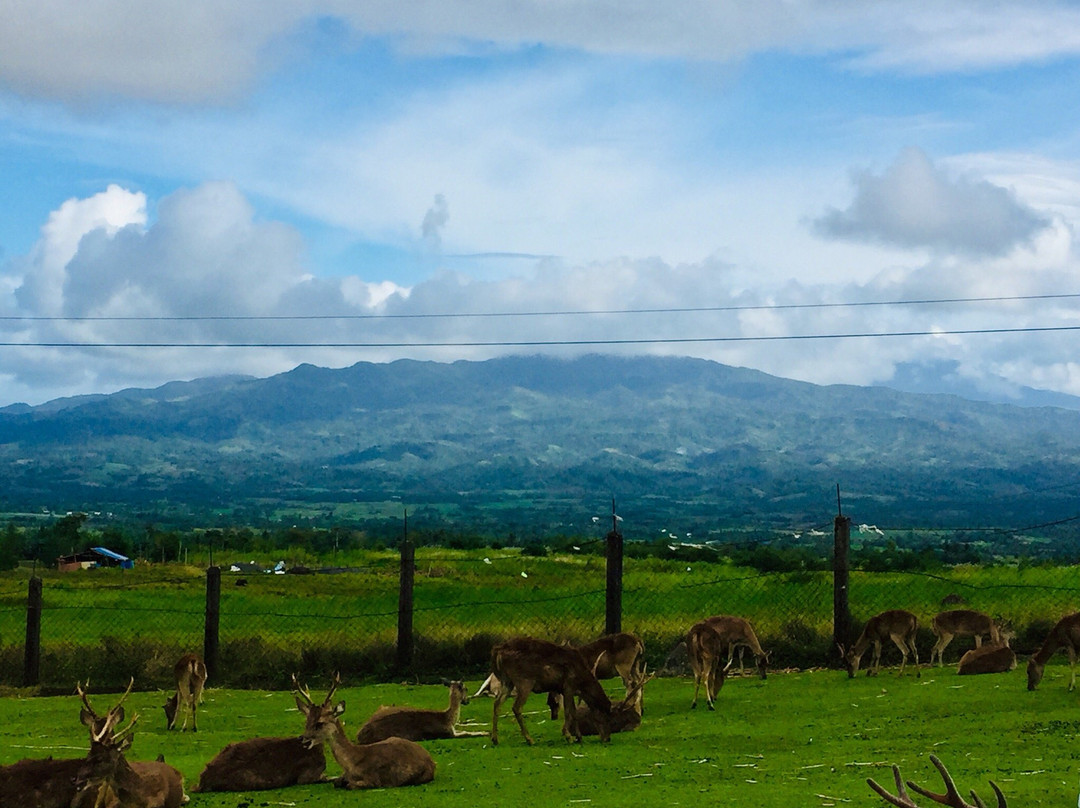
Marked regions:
[1027,610,1080,691]
[294,674,436,789]
[687,619,734,710]
[193,689,327,792]
[355,680,486,743]
[929,610,1000,666]
[840,609,920,678]
[866,754,1006,808]
[957,641,1016,676]
[704,615,769,679]
[70,680,188,808]
[488,636,612,745]
[0,755,86,808]
[163,653,206,732]
[575,666,654,736]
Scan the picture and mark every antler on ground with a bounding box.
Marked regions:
[866,755,1006,808]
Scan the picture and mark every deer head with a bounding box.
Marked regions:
[293,672,344,749]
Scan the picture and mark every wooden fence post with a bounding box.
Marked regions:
[204,566,221,684]
[833,491,852,654]
[23,576,42,687]
[397,514,415,673]
[605,500,623,636]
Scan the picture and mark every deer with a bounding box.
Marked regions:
[70,679,188,808]
[840,609,920,678]
[193,688,327,792]
[866,754,1006,808]
[547,632,645,720]
[293,673,436,789]
[929,610,1000,666]
[957,641,1016,676]
[574,665,654,736]
[488,636,612,745]
[1026,611,1080,691]
[703,615,769,679]
[355,679,486,743]
[162,653,207,732]
[687,619,734,710]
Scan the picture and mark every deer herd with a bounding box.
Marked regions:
[4,605,1077,806]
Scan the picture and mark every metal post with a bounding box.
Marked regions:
[204,566,221,684]
[605,499,623,636]
[833,485,852,654]
[24,577,42,687]
[397,511,415,673]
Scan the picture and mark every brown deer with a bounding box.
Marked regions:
[294,674,435,789]
[488,636,612,745]
[1027,611,1080,691]
[163,653,207,732]
[704,615,769,679]
[957,641,1016,675]
[866,754,1006,808]
[575,666,654,736]
[355,680,486,743]
[840,609,920,678]
[193,687,327,792]
[70,680,188,808]
[929,610,1000,666]
[548,632,645,720]
[687,619,734,710]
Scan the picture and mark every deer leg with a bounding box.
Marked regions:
[562,688,581,743]
[869,641,881,676]
[932,633,951,666]
[1068,646,1077,692]
[491,684,508,745]
[974,634,983,648]
[510,684,535,745]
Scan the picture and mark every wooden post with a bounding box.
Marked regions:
[23,577,42,687]
[605,499,623,636]
[833,485,852,654]
[397,512,415,673]
[204,566,221,684]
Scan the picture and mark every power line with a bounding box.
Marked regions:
[1,291,1078,323]
[2,324,1079,348]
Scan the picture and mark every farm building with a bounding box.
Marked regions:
[57,546,134,571]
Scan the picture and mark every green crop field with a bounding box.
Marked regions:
[1,662,1075,807]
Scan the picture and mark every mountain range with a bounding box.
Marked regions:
[1,354,1078,534]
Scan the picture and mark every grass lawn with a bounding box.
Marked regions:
[1,659,1076,807]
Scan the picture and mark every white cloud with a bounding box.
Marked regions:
[813,147,1052,256]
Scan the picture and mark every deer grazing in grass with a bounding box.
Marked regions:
[545,632,645,720]
[574,665,654,736]
[1026,611,1080,691]
[929,610,1001,667]
[70,679,189,808]
[687,619,735,710]
[193,690,327,792]
[294,674,435,789]
[163,653,207,732]
[840,609,920,678]
[488,636,612,745]
[703,615,769,679]
[355,679,486,743]
[866,754,1006,808]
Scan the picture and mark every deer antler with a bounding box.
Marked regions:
[291,673,314,706]
[867,755,1006,808]
[76,680,98,720]
[323,671,342,706]
[592,651,607,677]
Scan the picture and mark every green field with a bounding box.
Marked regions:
[1,662,1074,806]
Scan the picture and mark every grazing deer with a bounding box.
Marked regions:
[575,666,654,736]
[929,610,1000,666]
[704,615,769,679]
[488,636,612,745]
[163,653,207,732]
[840,609,920,678]
[866,754,1006,808]
[294,674,435,789]
[355,680,486,743]
[687,620,734,710]
[70,680,188,808]
[1027,611,1080,691]
[548,632,645,720]
[957,641,1016,676]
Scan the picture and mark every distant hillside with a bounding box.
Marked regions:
[0,355,1077,531]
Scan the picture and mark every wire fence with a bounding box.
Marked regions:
[1,538,1078,693]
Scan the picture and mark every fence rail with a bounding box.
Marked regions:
[2,521,1078,692]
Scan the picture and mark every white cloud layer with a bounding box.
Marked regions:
[1,182,1078,406]
[5,2,1080,104]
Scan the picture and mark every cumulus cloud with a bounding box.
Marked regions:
[6,2,1080,105]
[813,147,1052,256]
[1,182,1078,405]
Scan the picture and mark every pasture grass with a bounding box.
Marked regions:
[1,660,1076,807]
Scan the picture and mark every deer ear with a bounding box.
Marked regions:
[80,708,96,728]
[294,695,310,716]
[333,700,346,717]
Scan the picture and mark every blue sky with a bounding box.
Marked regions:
[2,2,1080,404]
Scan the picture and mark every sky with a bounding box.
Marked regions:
[2,1,1080,405]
